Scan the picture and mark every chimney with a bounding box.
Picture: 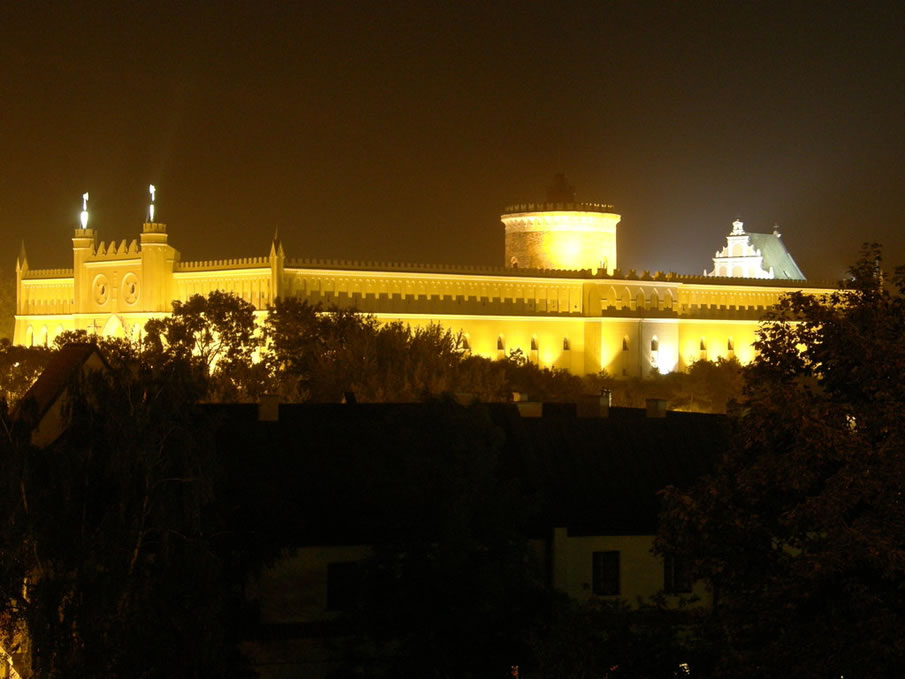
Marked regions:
[258,394,280,422]
[646,399,667,418]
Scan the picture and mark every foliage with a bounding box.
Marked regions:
[0,339,52,404]
[656,246,905,678]
[0,351,251,678]
[528,595,706,679]
[264,299,469,402]
[144,291,264,401]
[592,358,743,414]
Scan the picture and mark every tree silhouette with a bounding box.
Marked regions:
[657,245,905,678]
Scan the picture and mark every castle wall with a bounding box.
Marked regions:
[13,219,832,383]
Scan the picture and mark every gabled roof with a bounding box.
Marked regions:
[747,232,806,280]
[16,343,109,446]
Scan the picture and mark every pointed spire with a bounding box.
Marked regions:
[16,241,28,272]
[270,229,284,258]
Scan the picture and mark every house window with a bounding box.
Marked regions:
[326,561,361,612]
[664,554,693,594]
[592,551,620,596]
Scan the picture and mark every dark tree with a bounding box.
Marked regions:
[0,339,52,403]
[657,246,905,678]
[144,290,264,401]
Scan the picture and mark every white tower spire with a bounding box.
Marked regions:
[149,184,156,222]
[79,192,89,229]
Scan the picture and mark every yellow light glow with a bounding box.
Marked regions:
[80,192,89,229]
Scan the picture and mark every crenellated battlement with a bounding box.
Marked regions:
[284,257,602,279]
[501,201,616,215]
[23,267,74,279]
[93,239,140,259]
[177,257,270,271]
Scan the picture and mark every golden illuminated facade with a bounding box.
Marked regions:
[14,183,831,377]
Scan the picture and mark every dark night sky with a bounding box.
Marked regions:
[2,1,903,282]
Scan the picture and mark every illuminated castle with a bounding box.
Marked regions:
[14,179,825,377]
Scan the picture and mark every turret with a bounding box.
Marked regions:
[16,241,28,315]
[269,231,285,304]
[139,185,178,311]
[72,194,97,313]
[501,174,620,273]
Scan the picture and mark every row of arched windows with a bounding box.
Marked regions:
[493,335,573,354]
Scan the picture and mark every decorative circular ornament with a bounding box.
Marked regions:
[122,273,139,305]
[93,274,109,305]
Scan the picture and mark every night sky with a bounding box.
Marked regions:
[3,1,903,282]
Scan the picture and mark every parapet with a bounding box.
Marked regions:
[176,256,270,271]
[501,201,617,215]
[22,267,74,279]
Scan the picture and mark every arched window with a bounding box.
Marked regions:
[650,337,659,352]
[530,337,538,351]
[622,336,629,352]
[497,335,505,352]
[727,337,735,353]
[562,337,571,351]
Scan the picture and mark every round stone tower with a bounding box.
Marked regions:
[501,174,620,273]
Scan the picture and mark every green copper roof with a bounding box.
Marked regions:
[747,232,806,280]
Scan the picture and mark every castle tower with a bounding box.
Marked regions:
[72,226,97,313]
[139,221,178,312]
[15,241,28,316]
[269,231,285,303]
[501,174,620,273]
[138,188,178,312]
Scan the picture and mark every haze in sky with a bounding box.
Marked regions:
[2,1,903,282]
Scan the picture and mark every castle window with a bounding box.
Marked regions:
[664,554,693,594]
[592,551,620,596]
[462,335,471,353]
[530,337,538,351]
[326,561,361,612]
[622,336,629,352]
[497,336,505,351]
[562,338,570,351]
[699,338,707,360]
[727,338,734,353]
[650,337,659,352]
